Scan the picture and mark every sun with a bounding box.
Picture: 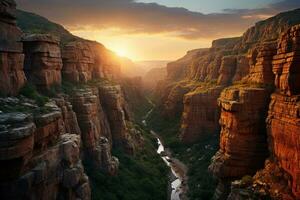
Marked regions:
[115,48,128,58]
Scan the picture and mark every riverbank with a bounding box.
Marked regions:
[151,130,189,200]
[146,106,219,199]
[142,99,189,200]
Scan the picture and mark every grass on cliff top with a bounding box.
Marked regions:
[147,107,219,200]
[19,83,49,106]
[231,80,274,90]
[84,126,169,200]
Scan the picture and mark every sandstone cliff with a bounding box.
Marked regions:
[0,0,26,96]
[0,98,90,200]
[227,24,300,200]
[0,1,144,199]
[155,7,300,200]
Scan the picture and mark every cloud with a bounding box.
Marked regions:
[15,0,300,40]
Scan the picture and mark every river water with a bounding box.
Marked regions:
[142,106,186,200]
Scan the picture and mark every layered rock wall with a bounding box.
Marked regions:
[180,86,223,143]
[264,24,300,199]
[62,41,121,83]
[0,0,26,96]
[0,101,91,200]
[99,85,137,154]
[22,34,62,91]
[209,41,278,199]
[71,88,119,175]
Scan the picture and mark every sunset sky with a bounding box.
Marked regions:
[16,0,300,61]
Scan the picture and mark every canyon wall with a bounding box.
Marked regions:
[0,0,26,96]
[0,1,142,199]
[156,8,300,199]
[0,99,90,200]
[23,34,63,91]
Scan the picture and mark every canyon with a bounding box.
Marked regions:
[0,0,166,199]
[153,7,300,200]
[0,0,300,200]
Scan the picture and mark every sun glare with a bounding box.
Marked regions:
[115,48,128,58]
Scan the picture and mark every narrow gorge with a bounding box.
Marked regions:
[0,0,300,200]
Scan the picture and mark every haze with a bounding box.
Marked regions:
[16,0,300,61]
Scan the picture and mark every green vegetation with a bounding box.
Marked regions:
[132,99,152,123]
[241,175,253,187]
[84,126,169,200]
[147,107,219,200]
[232,80,274,90]
[19,83,49,106]
[16,10,77,44]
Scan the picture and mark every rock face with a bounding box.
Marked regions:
[217,56,237,85]
[157,36,253,144]
[208,24,300,200]
[0,100,91,200]
[55,96,81,136]
[180,86,223,143]
[246,41,277,84]
[0,0,26,96]
[0,1,145,199]
[71,88,119,175]
[208,41,279,199]
[62,41,94,83]
[264,25,300,199]
[99,85,136,154]
[22,34,63,91]
[209,87,270,199]
[62,41,121,83]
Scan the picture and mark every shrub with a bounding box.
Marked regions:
[19,83,49,106]
[241,175,253,186]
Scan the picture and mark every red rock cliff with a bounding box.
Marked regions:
[0,0,26,96]
[22,34,63,91]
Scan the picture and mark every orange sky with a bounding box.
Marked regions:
[16,0,300,61]
[71,28,216,61]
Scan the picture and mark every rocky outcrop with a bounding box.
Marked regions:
[245,41,277,84]
[0,98,91,200]
[233,8,300,53]
[209,87,271,199]
[71,88,118,175]
[263,25,300,199]
[99,84,139,154]
[232,55,250,82]
[180,86,223,143]
[62,41,121,83]
[55,96,81,135]
[217,56,237,85]
[209,41,279,199]
[0,0,26,96]
[22,34,62,91]
[210,24,300,200]
[62,41,95,83]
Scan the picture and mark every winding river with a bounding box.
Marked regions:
[142,103,188,200]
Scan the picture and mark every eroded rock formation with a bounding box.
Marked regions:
[260,24,300,199]
[22,34,63,91]
[62,41,121,83]
[0,1,143,198]
[209,24,300,200]
[0,0,26,96]
[71,88,119,175]
[99,84,143,154]
[0,99,91,200]
[180,86,223,143]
